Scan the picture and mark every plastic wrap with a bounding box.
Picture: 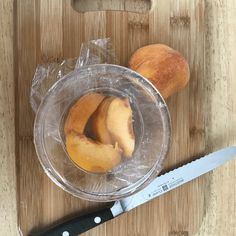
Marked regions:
[31,39,171,201]
[31,38,116,112]
[76,38,117,67]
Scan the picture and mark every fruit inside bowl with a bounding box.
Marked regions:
[34,64,171,201]
[64,92,135,173]
[33,41,190,201]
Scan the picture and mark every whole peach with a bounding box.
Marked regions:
[129,44,190,99]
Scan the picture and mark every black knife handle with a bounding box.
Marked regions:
[28,207,114,236]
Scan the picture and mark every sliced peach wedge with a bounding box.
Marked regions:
[92,97,115,144]
[64,92,105,135]
[92,97,135,158]
[66,132,122,173]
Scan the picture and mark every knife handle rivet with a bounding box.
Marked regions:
[94,216,102,224]
[62,231,70,236]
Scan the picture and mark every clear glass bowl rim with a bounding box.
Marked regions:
[33,64,171,202]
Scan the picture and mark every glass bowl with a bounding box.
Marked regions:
[34,64,171,202]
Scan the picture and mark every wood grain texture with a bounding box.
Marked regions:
[0,1,17,236]
[0,0,234,235]
[15,1,207,235]
[196,1,236,235]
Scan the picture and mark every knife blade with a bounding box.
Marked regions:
[29,146,236,236]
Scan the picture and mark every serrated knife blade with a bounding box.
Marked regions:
[116,146,236,213]
[29,146,236,236]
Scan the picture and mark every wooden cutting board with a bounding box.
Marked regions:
[16,0,207,235]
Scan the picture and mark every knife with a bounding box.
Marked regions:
[29,146,236,236]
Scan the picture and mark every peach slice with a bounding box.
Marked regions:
[92,97,115,144]
[64,92,105,135]
[129,44,190,99]
[92,97,135,158]
[66,132,122,173]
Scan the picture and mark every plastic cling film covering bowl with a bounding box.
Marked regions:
[30,38,116,113]
[31,38,171,201]
[34,64,171,201]
[30,58,78,113]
